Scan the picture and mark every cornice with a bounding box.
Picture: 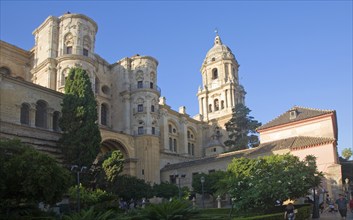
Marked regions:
[32,16,59,35]
[32,58,57,72]
[59,13,98,33]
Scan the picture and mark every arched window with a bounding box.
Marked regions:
[0,67,11,75]
[53,111,60,131]
[35,100,47,128]
[173,139,177,152]
[214,99,219,111]
[61,69,69,86]
[168,124,172,133]
[191,144,195,155]
[169,138,173,151]
[64,33,73,54]
[221,100,225,109]
[212,68,218,79]
[151,105,155,112]
[209,104,212,112]
[20,103,30,125]
[101,103,108,126]
[83,36,91,56]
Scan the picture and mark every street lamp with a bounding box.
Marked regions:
[200,176,205,208]
[312,187,319,218]
[71,165,87,212]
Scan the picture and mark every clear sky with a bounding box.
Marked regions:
[1,1,352,156]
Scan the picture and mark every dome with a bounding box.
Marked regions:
[204,35,235,64]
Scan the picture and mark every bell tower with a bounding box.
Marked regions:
[197,34,245,128]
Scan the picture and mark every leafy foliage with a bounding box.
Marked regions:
[63,207,116,220]
[224,104,261,150]
[221,154,323,211]
[0,139,71,209]
[67,185,115,209]
[59,67,102,167]
[110,175,153,206]
[138,199,199,220]
[153,181,179,199]
[102,150,125,182]
[342,148,353,160]
[192,171,226,196]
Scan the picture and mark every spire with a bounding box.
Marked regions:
[214,28,222,45]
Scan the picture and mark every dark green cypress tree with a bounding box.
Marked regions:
[59,67,101,167]
[224,103,261,151]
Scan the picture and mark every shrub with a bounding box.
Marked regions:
[62,207,116,220]
[138,199,199,220]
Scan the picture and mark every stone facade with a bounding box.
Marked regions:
[0,13,244,184]
[0,12,341,195]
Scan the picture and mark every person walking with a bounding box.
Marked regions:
[284,203,296,220]
[335,194,349,219]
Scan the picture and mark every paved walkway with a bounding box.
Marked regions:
[313,211,353,219]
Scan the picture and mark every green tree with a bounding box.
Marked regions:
[111,175,152,207]
[153,182,179,199]
[224,103,261,151]
[192,171,226,196]
[342,148,353,160]
[59,67,102,167]
[222,154,322,211]
[0,139,71,210]
[102,150,124,182]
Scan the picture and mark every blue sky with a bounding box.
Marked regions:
[1,1,352,156]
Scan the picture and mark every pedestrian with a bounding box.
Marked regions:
[335,194,349,219]
[284,202,295,220]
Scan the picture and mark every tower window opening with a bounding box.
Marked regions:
[150,82,154,89]
[214,99,219,111]
[212,68,218,79]
[209,104,212,112]
[101,104,108,126]
[66,46,72,54]
[138,104,143,112]
[138,126,144,135]
[137,81,143,88]
[169,137,173,151]
[83,48,89,56]
[173,139,177,152]
[151,105,155,112]
[221,100,225,109]
[168,124,172,133]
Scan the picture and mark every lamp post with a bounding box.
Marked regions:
[312,187,320,218]
[200,176,205,208]
[71,165,87,212]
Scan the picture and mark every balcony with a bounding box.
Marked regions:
[131,83,161,94]
[133,128,160,136]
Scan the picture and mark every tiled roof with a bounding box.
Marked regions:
[257,106,335,130]
[161,136,335,171]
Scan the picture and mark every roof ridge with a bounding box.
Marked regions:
[257,106,335,131]
[289,105,335,113]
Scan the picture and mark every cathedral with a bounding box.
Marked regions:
[0,13,342,198]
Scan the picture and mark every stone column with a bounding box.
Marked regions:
[122,94,131,133]
[229,85,234,107]
[47,108,54,130]
[30,103,37,127]
[179,117,188,154]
